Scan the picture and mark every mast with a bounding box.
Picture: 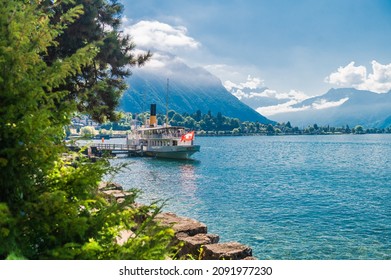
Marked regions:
[165,78,169,127]
[143,89,147,127]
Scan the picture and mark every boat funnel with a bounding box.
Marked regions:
[150,104,157,127]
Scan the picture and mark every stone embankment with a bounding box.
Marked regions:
[100,182,254,260]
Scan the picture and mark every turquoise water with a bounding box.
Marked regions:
[110,134,391,259]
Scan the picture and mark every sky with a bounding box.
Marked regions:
[122,0,391,113]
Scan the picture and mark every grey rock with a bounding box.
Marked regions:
[201,242,253,260]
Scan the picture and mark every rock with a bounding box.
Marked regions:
[99,181,123,191]
[175,232,219,258]
[102,189,130,198]
[98,184,256,259]
[155,212,207,236]
[101,189,132,203]
[155,213,254,260]
[201,242,253,260]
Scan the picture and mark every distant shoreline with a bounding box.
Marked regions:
[195,131,390,137]
[69,131,391,142]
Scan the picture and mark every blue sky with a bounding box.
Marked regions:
[122,0,391,103]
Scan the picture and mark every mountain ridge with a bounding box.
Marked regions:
[120,57,274,124]
[269,88,391,128]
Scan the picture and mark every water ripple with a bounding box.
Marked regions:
[112,134,391,259]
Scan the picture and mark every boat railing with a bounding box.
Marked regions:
[94,143,139,151]
[131,133,182,140]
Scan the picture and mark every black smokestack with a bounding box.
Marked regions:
[150,104,157,127]
[150,104,156,116]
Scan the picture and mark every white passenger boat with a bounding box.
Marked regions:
[126,104,200,159]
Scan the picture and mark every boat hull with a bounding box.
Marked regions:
[144,145,200,159]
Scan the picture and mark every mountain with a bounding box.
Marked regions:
[378,115,391,128]
[120,55,274,124]
[270,88,391,128]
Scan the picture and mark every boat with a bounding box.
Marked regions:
[126,104,200,159]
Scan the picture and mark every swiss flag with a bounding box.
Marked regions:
[181,131,195,142]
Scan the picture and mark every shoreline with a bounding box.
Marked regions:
[69,130,391,142]
[100,182,255,260]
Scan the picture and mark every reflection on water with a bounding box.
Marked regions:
[179,164,197,194]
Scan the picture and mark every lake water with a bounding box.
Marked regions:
[109,134,391,260]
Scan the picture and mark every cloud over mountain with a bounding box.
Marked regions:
[325,60,391,93]
[123,20,214,80]
[223,75,309,117]
[223,75,267,100]
[120,21,272,123]
[224,60,391,120]
[122,18,391,128]
[311,98,349,110]
[269,88,391,128]
[123,20,200,52]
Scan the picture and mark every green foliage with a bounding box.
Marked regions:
[0,203,16,257]
[0,0,175,260]
[43,0,152,122]
[13,155,175,259]
[0,0,98,207]
[354,125,364,134]
[80,125,97,137]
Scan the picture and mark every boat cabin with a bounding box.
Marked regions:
[127,126,194,148]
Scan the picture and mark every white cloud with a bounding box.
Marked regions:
[240,75,264,90]
[256,100,310,116]
[223,74,311,115]
[122,16,129,25]
[254,89,309,116]
[273,89,308,102]
[325,61,366,87]
[224,75,264,90]
[251,89,308,101]
[312,97,349,110]
[224,75,309,101]
[134,50,191,74]
[366,61,391,93]
[124,20,200,52]
[140,52,168,69]
[223,76,266,100]
[205,64,264,87]
[223,80,238,92]
[257,97,349,116]
[325,60,391,93]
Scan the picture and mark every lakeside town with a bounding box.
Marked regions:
[69,111,391,140]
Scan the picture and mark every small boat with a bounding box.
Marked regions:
[126,104,200,160]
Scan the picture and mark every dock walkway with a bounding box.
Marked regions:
[68,143,144,157]
[93,143,143,156]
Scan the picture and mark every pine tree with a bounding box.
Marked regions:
[42,0,151,122]
[0,0,174,260]
[0,0,97,208]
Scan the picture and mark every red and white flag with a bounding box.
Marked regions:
[181,131,195,142]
